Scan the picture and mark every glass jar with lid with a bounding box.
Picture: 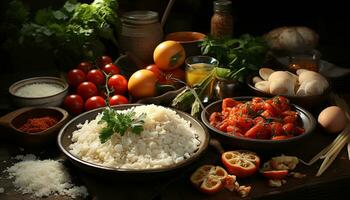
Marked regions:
[119,11,163,65]
[210,0,233,38]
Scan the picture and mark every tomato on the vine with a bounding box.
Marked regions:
[85,96,106,111]
[67,69,86,87]
[99,56,113,67]
[108,74,128,95]
[77,62,93,73]
[109,95,128,105]
[63,94,84,115]
[221,150,260,178]
[86,69,105,85]
[101,63,120,75]
[77,81,98,100]
[146,64,166,82]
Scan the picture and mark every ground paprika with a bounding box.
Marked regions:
[19,116,58,133]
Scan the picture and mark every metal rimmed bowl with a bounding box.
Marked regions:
[58,104,209,180]
[201,96,316,152]
[9,76,69,107]
[246,74,331,108]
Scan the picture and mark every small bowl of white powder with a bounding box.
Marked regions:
[9,76,68,107]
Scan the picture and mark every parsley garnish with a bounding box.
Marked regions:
[98,108,146,143]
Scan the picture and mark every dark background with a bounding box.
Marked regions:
[0,0,349,70]
[120,0,349,67]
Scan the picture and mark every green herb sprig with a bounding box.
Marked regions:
[98,71,146,144]
[98,108,146,143]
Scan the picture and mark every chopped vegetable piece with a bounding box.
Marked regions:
[221,150,260,177]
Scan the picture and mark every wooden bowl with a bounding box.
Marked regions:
[201,96,316,152]
[58,104,209,180]
[0,107,69,147]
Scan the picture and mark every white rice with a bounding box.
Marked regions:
[69,105,201,169]
[15,83,64,98]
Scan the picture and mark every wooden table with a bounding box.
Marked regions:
[1,72,350,200]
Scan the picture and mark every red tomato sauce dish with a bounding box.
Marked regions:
[208,96,305,140]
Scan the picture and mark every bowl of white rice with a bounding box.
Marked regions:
[58,104,209,179]
[9,76,69,107]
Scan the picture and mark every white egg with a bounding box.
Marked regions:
[318,106,348,134]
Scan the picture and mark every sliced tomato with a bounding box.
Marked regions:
[222,98,241,111]
[245,123,265,139]
[262,170,288,180]
[270,122,284,136]
[190,165,214,187]
[199,177,223,194]
[190,165,228,194]
[221,150,260,178]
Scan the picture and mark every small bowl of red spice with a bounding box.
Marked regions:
[0,107,69,147]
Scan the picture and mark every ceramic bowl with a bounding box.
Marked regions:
[58,104,209,179]
[165,32,206,57]
[9,76,69,107]
[246,74,331,109]
[201,96,316,152]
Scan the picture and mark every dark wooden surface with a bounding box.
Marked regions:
[1,70,350,200]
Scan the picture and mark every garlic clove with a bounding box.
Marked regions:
[259,68,275,81]
[252,76,263,84]
[255,81,270,93]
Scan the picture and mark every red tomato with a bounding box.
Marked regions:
[146,64,166,82]
[245,123,264,138]
[101,63,120,75]
[67,69,86,87]
[109,95,128,105]
[222,98,241,111]
[221,150,260,178]
[270,122,284,136]
[283,123,295,135]
[63,94,84,115]
[77,81,98,100]
[77,62,93,73]
[108,74,128,95]
[85,96,106,111]
[86,69,105,85]
[99,56,113,67]
[261,170,289,180]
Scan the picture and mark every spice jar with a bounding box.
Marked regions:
[119,11,163,65]
[210,0,233,38]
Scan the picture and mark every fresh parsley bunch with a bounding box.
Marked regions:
[2,0,120,69]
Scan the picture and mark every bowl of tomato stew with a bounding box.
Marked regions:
[201,96,316,151]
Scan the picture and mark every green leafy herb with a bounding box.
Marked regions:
[98,108,146,143]
[2,0,121,69]
[199,34,268,82]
